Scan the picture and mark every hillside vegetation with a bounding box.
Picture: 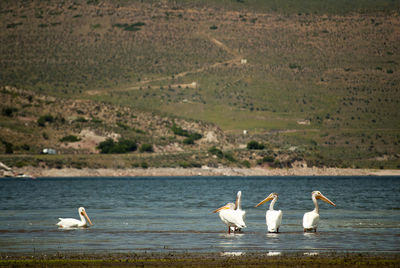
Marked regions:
[1,0,399,170]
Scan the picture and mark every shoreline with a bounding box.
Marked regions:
[4,166,400,178]
[1,252,399,267]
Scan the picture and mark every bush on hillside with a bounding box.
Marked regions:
[263,155,275,162]
[183,137,195,145]
[113,22,145,32]
[75,117,88,123]
[60,135,81,142]
[171,124,202,143]
[208,146,236,162]
[139,143,153,153]
[141,161,148,169]
[97,138,137,154]
[2,107,17,117]
[1,140,13,154]
[208,146,224,158]
[247,140,265,150]
[37,114,55,127]
[242,160,251,168]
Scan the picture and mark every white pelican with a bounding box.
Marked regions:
[57,207,93,228]
[303,191,336,232]
[255,192,282,233]
[213,191,246,233]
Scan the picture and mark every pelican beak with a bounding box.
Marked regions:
[212,205,229,213]
[317,194,336,207]
[255,193,274,207]
[81,210,93,225]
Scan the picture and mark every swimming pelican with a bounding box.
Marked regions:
[255,192,282,233]
[57,207,93,228]
[303,191,336,232]
[213,191,246,233]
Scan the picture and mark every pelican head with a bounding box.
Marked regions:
[212,202,235,213]
[79,207,93,225]
[312,191,336,206]
[255,192,278,207]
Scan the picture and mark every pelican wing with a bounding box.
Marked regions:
[266,210,282,232]
[219,209,246,229]
[57,218,84,228]
[302,211,319,229]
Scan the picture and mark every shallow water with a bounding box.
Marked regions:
[0,176,399,254]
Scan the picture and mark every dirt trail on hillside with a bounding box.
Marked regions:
[88,35,242,94]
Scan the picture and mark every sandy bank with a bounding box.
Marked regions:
[4,166,400,178]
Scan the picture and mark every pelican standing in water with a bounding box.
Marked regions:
[213,191,246,233]
[303,191,336,232]
[255,192,282,233]
[57,207,93,228]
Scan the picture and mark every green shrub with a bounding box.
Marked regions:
[171,124,190,136]
[242,160,251,168]
[71,162,84,169]
[289,63,301,69]
[16,161,26,168]
[273,159,281,168]
[2,107,17,117]
[75,117,88,123]
[139,143,153,153]
[247,141,265,150]
[263,155,274,162]
[97,138,137,154]
[183,137,195,145]
[208,146,235,161]
[60,135,81,142]
[117,122,129,130]
[190,133,202,140]
[171,124,202,142]
[2,141,13,154]
[131,163,139,168]
[91,118,102,124]
[97,138,114,153]
[37,114,54,127]
[133,128,145,134]
[87,0,99,4]
[113,22,145,32]
[37,117,46,127]
[179,161,201,168]
[21,144,30,151]
[141,161,148,169]
[209,146,224,158]
[224,152,236,162]
[7,22,23,28]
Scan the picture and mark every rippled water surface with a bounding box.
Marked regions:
[0,176,399,254]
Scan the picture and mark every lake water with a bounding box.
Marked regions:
[0,176,399,254]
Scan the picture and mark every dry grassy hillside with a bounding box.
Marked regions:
[0,86,226,152]
[1,0,399,169]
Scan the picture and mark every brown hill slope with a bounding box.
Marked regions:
[0,86,226,154]
[0,1,399,170]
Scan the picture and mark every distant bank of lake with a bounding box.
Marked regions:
[4,166,400,178]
